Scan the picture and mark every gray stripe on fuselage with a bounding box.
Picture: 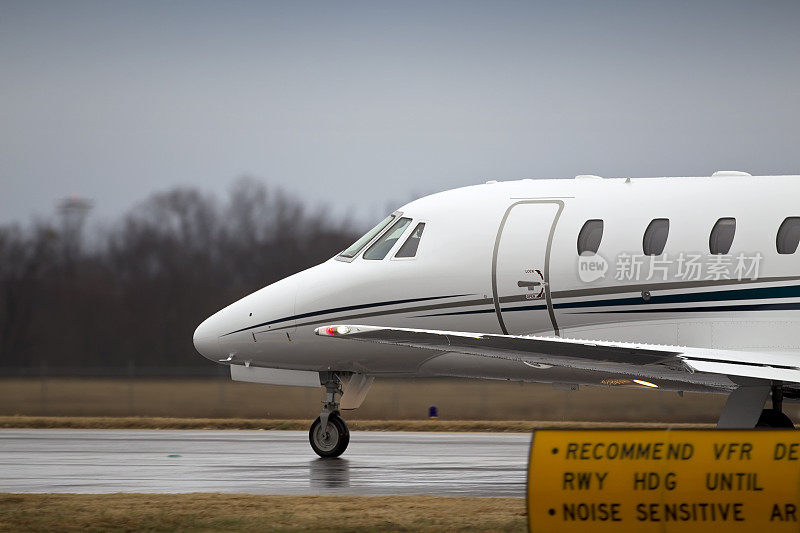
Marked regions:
[551,275,800,299]
[264,275,800,334]
[266,296,496,333]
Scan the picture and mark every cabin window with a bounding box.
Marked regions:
[642,218,670,256]
[339,215,395,258]
[577,219,604,255]
[395,223,425,258]
[363,217,412,260]
[709,218,736,255]
[777,217,800,254]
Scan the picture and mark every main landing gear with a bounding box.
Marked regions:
[717,379,795,429]
[309,373,350,458]
[756,382,794,428]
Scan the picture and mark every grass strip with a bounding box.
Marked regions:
[0,493,526,532]
[0,415,713,431]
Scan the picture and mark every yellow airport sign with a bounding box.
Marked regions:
[527,429,800,532]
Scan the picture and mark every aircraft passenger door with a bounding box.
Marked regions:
[492,201,562,336]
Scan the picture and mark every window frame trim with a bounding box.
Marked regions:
[576,218,604,256]
[642,217,671,256]
[708,217,737,255]
[362,216,414,261]
[776,216,800,255]
[391,220,428,261]
[334,210,403,263]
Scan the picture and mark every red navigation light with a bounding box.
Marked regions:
[325,326,337,336]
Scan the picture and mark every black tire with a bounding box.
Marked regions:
[309,413,350,458]
[756,409,795,428]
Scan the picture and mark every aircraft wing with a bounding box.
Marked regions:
[315,325,800,384]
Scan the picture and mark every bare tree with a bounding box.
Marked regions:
[0,180,360,372]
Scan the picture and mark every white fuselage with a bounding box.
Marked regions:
[194,175,800,394]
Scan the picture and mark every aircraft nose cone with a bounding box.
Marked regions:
[193,315,223,360]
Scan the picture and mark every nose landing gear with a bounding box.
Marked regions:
[310,413,349,457]
[309,373,350,458]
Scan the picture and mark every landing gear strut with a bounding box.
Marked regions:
[756,382,795,429]
[718,379,795,429]
[309,373,350,458]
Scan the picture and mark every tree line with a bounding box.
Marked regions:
[0,178,360,371]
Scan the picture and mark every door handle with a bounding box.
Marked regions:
[517,280,541,290]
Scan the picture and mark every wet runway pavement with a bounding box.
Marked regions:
[0,429,530,496]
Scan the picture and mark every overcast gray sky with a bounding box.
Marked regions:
[2,0,799,226]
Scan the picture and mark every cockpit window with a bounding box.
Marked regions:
[363,217,412,260]
[395,223,425,258]
[339,215,395,258]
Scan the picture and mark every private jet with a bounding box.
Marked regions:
[194,172,800,457]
